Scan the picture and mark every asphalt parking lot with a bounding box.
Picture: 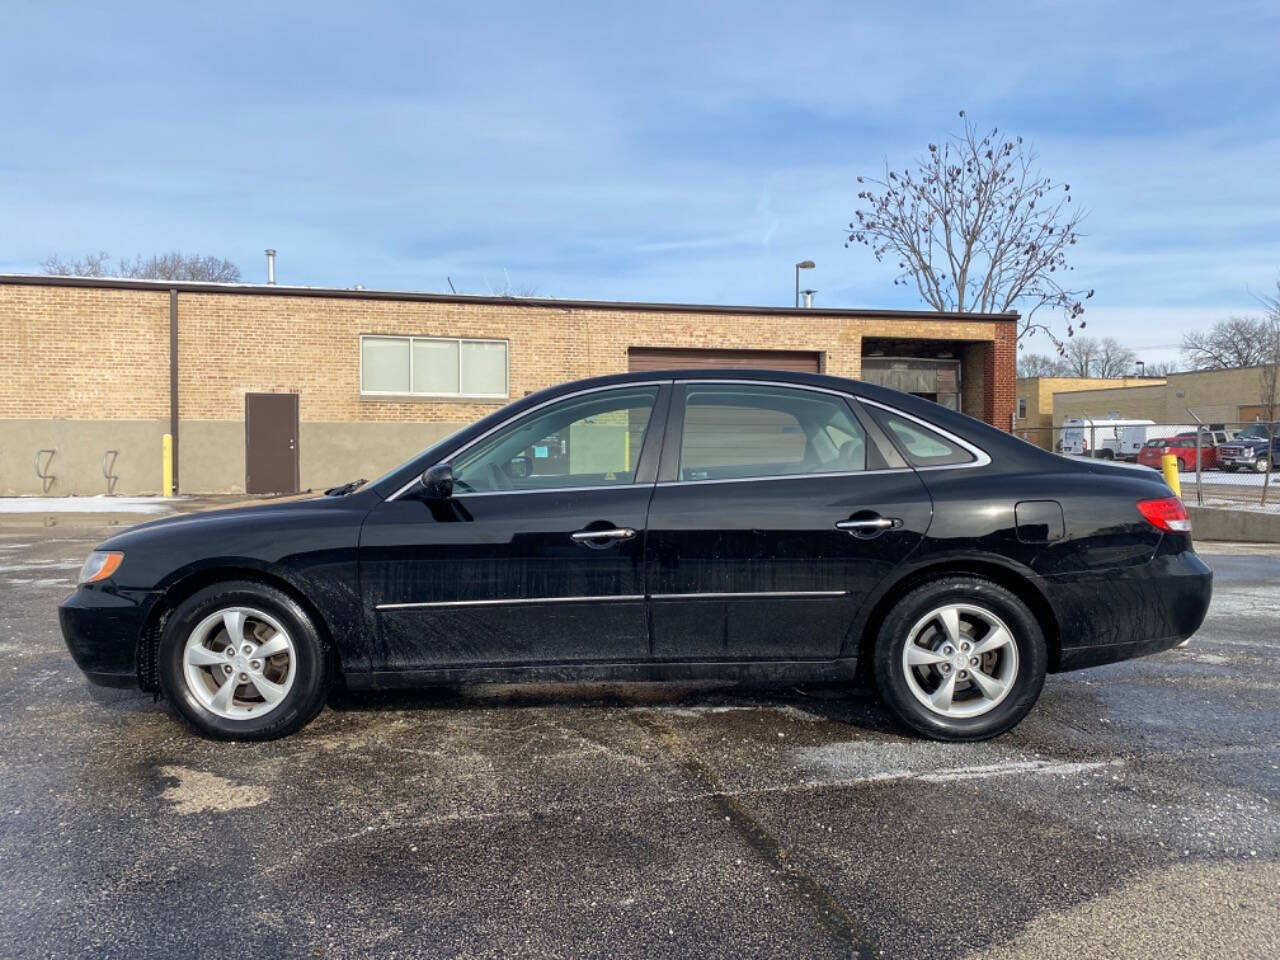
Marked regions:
[0,517,1277,959]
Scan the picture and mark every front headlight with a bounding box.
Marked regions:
[78,551,124,585]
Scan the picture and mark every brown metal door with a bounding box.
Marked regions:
[627,347,821,373]
[245,393,299,494]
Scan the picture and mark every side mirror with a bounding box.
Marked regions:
[420,463,454,500]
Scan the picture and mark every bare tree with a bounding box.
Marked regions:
[41,251,110,277]
[484,280,541,298]
[1141,360,1180,377]
[1016,353,1068,378]
[42,251,241,282]
[847,111,1093,351]
[1062,336,1137,378]
[1181,316,1276,370]
[119,252,241,282]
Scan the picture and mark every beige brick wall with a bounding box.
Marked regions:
[172,291,1002,424]
[1052,366,1275,426]
[1,280,1016,492]
[1016,376,1162,431]
[0,285,170,419]
[1053,384,1171,425]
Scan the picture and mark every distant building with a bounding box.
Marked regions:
[1015,376,1161,448]
[1050,367,1276,426]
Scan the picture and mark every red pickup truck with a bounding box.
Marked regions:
[1136,431,1230,471]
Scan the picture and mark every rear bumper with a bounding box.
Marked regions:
[58,587,158,688]
[1047,548,1212,672]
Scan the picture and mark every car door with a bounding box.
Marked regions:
[360,383,670,672]
[645,381,934,661]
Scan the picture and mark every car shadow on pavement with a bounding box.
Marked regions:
[324,680,906,736]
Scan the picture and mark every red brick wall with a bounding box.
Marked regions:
[983,319,1018,430]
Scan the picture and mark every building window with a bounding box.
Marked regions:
[1017,397,1028,420]
[360,335,508,398]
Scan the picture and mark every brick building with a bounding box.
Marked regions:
[0,275,1018,495]
[1014,375,1163,449]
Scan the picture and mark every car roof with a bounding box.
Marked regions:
[527,367,943,413]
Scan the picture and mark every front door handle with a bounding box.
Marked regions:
[570,527,637,543]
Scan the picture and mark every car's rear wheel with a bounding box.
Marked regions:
[158,580,331,740]
[872,576,1047,741]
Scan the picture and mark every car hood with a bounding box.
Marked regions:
[96,493,368,550]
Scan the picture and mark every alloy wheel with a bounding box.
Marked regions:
[901,603,1019,719]
[182,606,296,720]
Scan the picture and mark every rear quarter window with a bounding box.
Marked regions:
[872,410,978,468]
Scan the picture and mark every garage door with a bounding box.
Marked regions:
[627,347,822,374]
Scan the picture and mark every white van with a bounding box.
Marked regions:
[1060,418,1160,460]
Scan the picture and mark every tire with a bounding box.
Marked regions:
[1255,457,1271,474]
[158,580,332,740]
[872,576,1047,741]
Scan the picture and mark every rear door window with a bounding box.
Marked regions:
[677,384,869,481]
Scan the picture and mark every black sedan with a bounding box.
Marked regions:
[61,369,1212,741]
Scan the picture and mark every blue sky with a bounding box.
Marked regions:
[2,1,1278,362]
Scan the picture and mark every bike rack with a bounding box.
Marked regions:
[102,449,120,496]
[35,449,56,494]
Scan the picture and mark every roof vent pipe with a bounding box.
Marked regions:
[801,289,816,308]
[265,249,277,285]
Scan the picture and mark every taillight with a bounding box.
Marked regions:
[1137,496,1191,533]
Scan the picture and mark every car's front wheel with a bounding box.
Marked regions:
[1255,456,1272,473]
[158,580,332,740]
[872,576,1047,741]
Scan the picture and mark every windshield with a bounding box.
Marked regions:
[1236,425,1277,440]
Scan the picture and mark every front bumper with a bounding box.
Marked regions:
[58,586,158,688]
[1047,547,1213,672]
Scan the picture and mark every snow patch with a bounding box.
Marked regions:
[0,496,178,514]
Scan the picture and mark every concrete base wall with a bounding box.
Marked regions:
[298,421,464,492]
[1188,505,1280,543]
[0,419,168,496]
[179,421,247,494]
[181,420,467,494]
[1,419,468,496]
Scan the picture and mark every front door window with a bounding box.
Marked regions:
[453,387,660,492]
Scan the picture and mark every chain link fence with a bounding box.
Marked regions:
[1014,421,1280,510]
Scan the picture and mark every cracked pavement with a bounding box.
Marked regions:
[0,519,1277,959]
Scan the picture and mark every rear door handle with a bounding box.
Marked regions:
[835,516,899,538]
[570,527,637,543]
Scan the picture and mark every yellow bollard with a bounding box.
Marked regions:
[162,433,174,497]
[1161,452,1182,499]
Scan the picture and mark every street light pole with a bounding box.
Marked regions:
[794,260,815,308]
